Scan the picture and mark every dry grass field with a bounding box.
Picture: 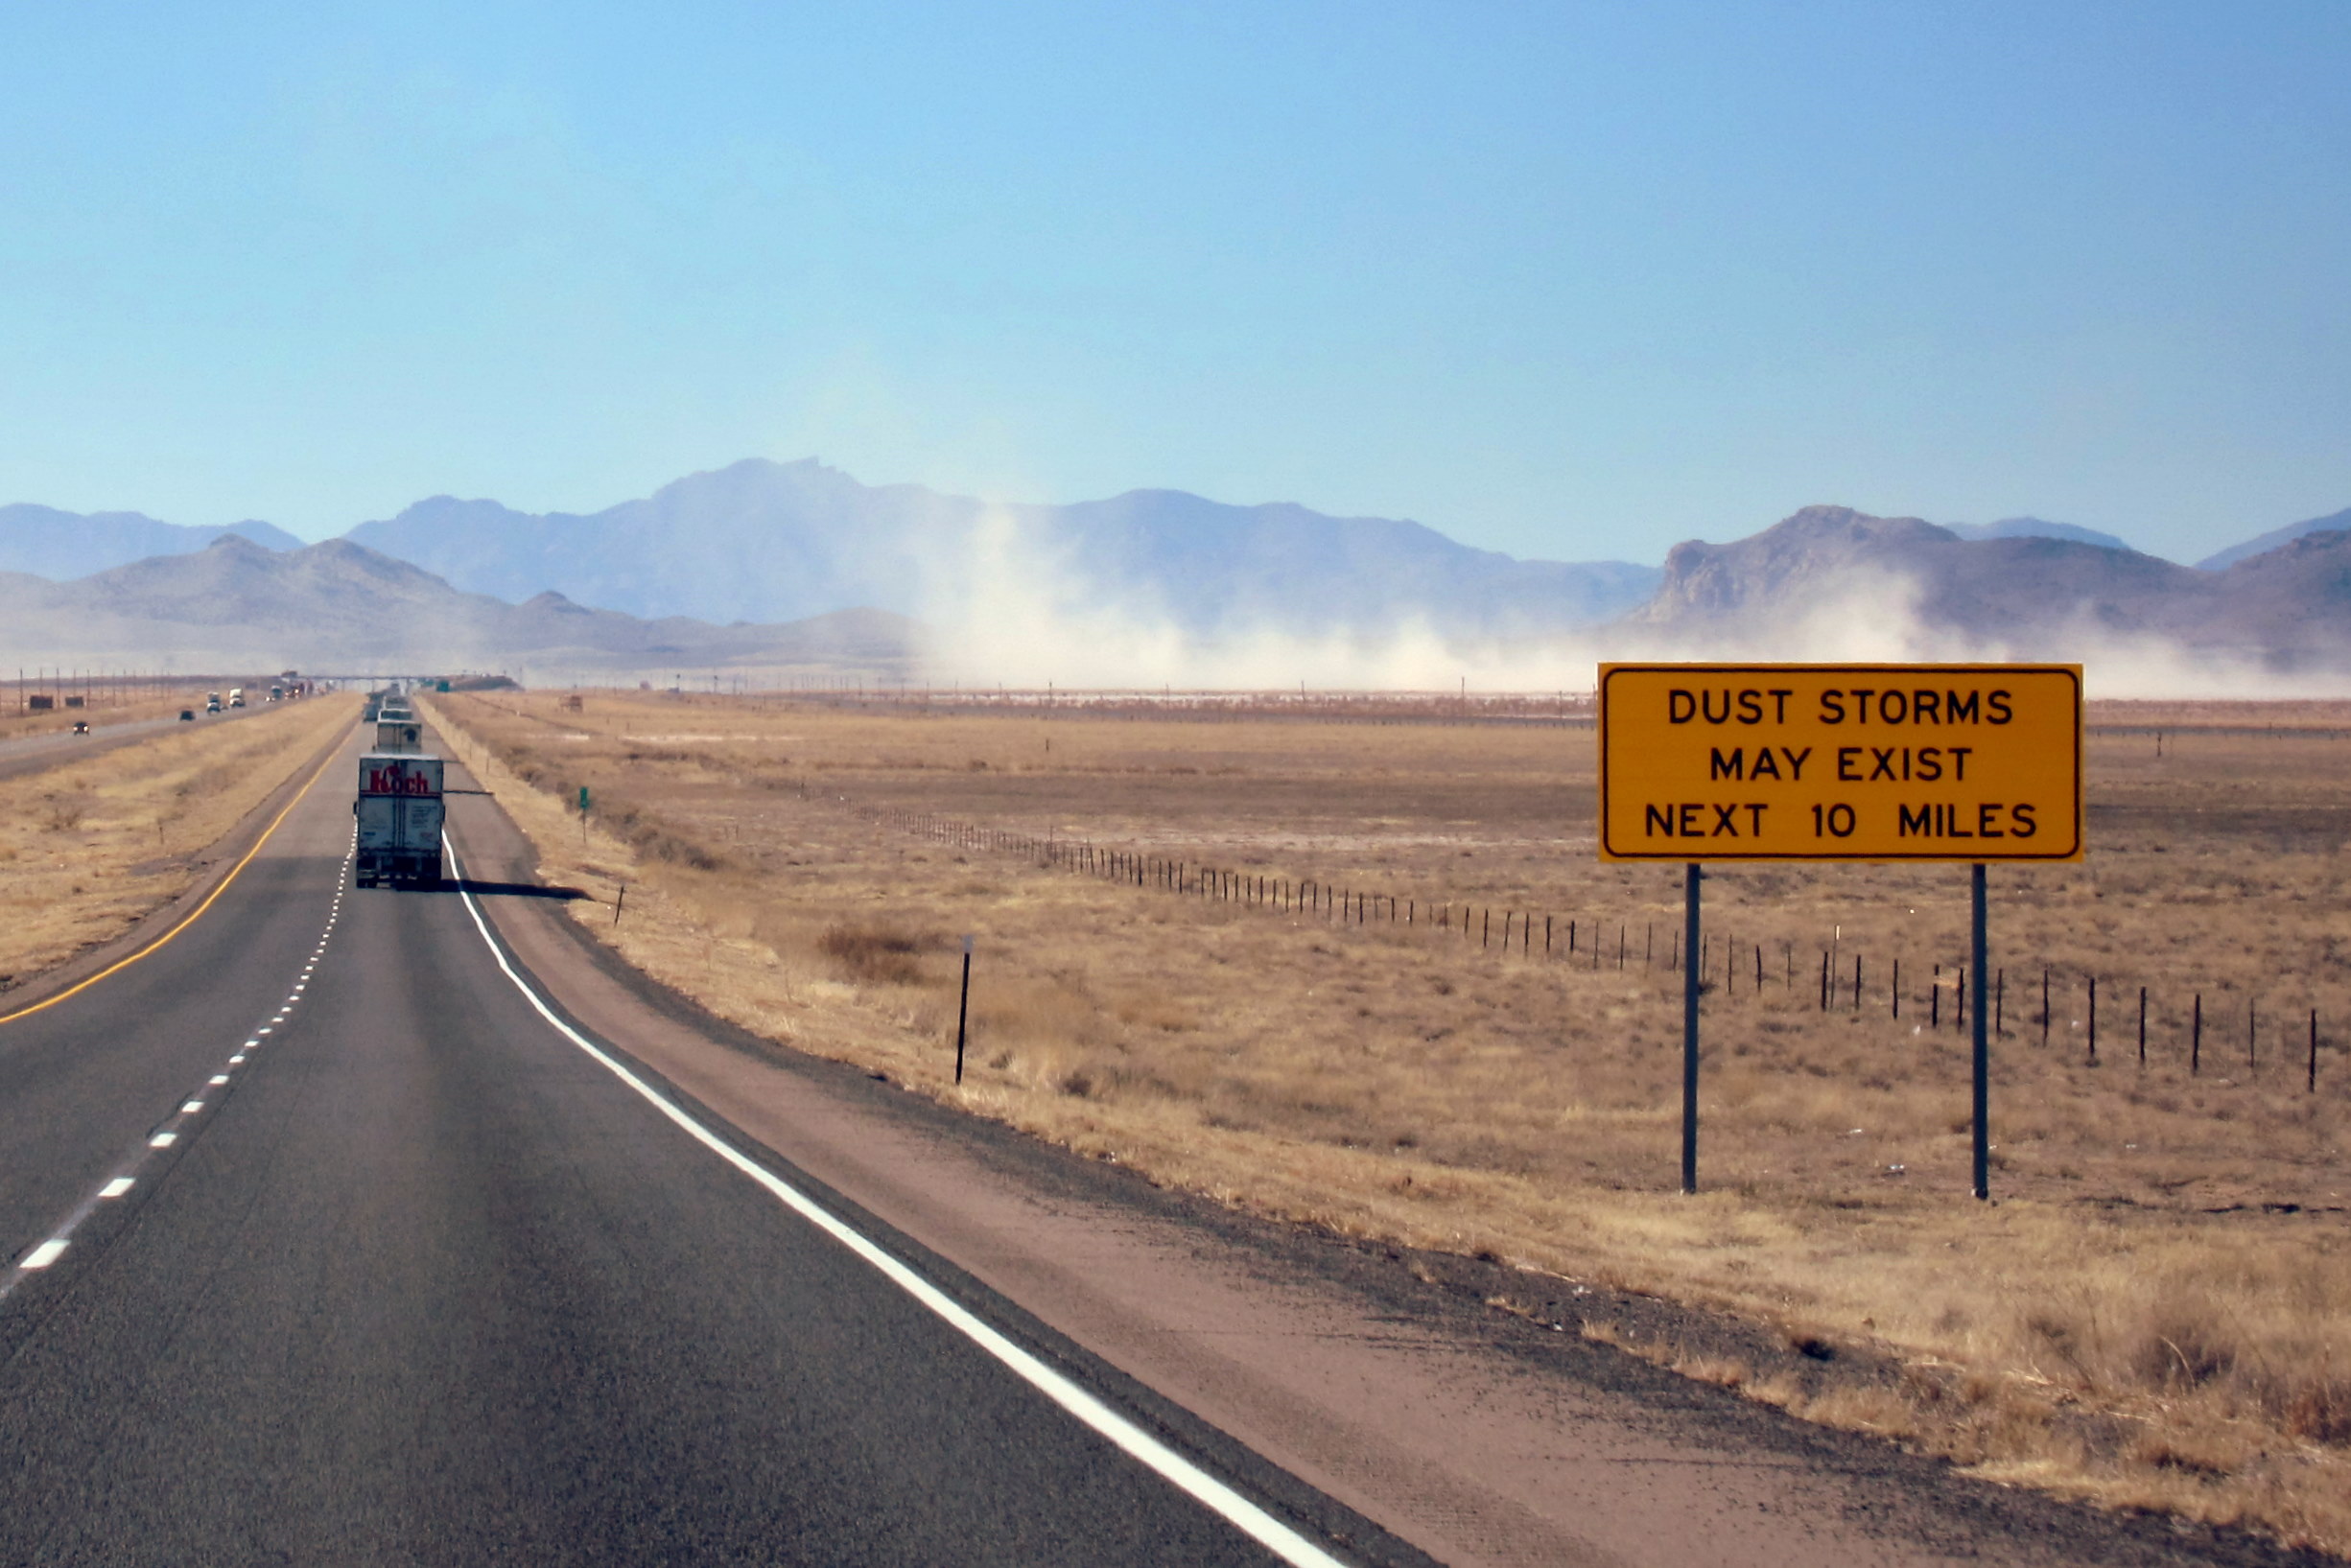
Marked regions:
[0,694,357,996]
[426,687,2351,1554]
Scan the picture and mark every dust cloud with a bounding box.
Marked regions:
[911,508,2351,700]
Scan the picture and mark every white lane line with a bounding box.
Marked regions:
[17,1240,67,1271]
[209,1074,229,1086]
[445,839,1348,1568]
[229,1054,245,1065]
[180,1100,204,1113]
[149,1132,176,1148]
[100,1178,134,1199]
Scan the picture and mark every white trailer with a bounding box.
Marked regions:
[356,752,445,887]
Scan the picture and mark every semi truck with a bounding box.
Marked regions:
[356,751,445,887]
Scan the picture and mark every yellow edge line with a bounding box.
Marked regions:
[0,726,352,1029]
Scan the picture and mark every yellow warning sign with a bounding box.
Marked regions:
[1598,665,2082,861]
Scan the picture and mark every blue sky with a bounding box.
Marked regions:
[2,2,2345,564]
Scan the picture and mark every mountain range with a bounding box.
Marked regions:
[0,535,918,677]
[341,459,1661,639]
[2,461,2349,681]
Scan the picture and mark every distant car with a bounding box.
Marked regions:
[71,720,88,735]
[205,700,222,714]
[179,709,195,721]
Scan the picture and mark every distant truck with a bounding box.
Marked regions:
[376,718,423,752]
[227,688,246,708]
[355,752,445,887]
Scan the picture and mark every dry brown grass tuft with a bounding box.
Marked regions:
[817,922,929,985]
[36,789,93,832]
[425,688,2351,1555]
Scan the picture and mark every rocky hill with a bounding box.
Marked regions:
[1627,504,2350,668]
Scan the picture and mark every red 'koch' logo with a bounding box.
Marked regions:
[364,767,437,796]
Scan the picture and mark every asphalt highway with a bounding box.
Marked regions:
[0,726,1354,1566]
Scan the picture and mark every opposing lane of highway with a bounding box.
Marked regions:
[0,700,270,784]
[0,722,1358,1565]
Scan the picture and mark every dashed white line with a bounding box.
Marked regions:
[8,867,355,1299]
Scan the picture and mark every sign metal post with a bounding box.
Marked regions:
[1681,862,1701,1195]
[1971,862,1989,1199]
[954,934,975,1085]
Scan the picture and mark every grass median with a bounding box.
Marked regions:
[0,695,358,996]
